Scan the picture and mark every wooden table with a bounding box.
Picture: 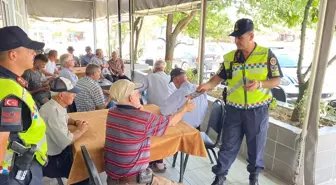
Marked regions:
[67,105,207,184]
[73,67,86,78]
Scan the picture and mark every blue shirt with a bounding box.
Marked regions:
[59,68,78,86]
[160,81,208,128]
[81,54,95,66]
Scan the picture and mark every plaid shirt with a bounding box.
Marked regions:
[108,58,124,76]
[74,77,104,112]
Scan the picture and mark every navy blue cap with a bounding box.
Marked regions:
[50,77,81,94]
[170,68,186,82]
[85,46,92,52]
[0,26,45,52]
[229,18,254,37]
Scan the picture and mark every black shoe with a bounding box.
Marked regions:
[249,174,259,185]
[249,179,259,185]
[211,176,226,185]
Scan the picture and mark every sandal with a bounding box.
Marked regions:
[149,163,167,173]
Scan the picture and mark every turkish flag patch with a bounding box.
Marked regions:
[4,98,19,107]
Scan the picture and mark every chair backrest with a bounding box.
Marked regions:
[81,145,103,185]
[271,86,287,103]
[67,101,77,113]
[205,99,226,145]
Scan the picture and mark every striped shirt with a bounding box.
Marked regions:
[74,77,105,112]
[104,105,169,179]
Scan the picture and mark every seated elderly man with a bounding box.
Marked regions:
[161,68,208,128]
[81,46,95,67]
[75,64,111,112]
[22,54,52,106]
[138,60,176,107]
[108,51,131,81]
[59,53,78,86]
[40,77,89,185]
[90,49,114,82]
[105,79,195,185]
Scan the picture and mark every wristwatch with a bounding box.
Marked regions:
[258,81,263,89]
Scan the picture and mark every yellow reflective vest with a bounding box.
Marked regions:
[223,46,272,109]
[0,78,48,174]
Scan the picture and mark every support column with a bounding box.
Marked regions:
[197,0,207,85]
[299,0,336,184]
[107,0,111,57]
[92,0,97,51]
[129,0,135,80]
[118,0,122,57]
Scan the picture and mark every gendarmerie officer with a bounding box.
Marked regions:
[197,18,283,185]
[0,26,48,185]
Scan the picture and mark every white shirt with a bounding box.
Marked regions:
[39,99,73,156]
[160,81,208,128]
[45,60,57,74]
[139,71,176,107]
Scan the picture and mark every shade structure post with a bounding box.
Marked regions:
[106,0,111,58]
[129,0,135,80]
[118,0,122,58]
[197,0,207,85]
[92,0,97,51]
[296,0,336,184]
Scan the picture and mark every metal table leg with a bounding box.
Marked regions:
[179,152,185,182]
[183,154,189,174]
[178,153,190,183]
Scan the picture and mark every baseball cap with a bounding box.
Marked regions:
[229,18,254,37]
[109,79,143,103]
[170,68,186,82]
[67,46,75,51]
[50,77,81,94]
[0,26,45,52]
[85,46,92,52]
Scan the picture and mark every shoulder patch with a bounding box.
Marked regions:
[4,98,19,107]
[270,57,277,65]
[16,77,27,87]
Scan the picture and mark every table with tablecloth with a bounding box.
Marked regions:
[73,67,86,78]
[67,105,207,184]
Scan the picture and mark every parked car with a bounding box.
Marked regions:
[272,49,334,103]
[172,44,224,71]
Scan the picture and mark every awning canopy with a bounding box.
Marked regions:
[26,0,201,19]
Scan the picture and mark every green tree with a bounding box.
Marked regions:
[161,1,232,72]
[111,17,144,62]
[236,1,336,184]
[234,0,336,122]
[133,17,144,63]
[179,1,233,40]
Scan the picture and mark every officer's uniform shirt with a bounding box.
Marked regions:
[0,65,31,132]
[217,44,283,80]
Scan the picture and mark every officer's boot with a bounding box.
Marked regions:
[211,176,227,185]
[249,173,259,185]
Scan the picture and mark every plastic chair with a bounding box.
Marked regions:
[81,145,103,185]
[271,86,287,103]
[200,99,226,164]
[172,99,226,167]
